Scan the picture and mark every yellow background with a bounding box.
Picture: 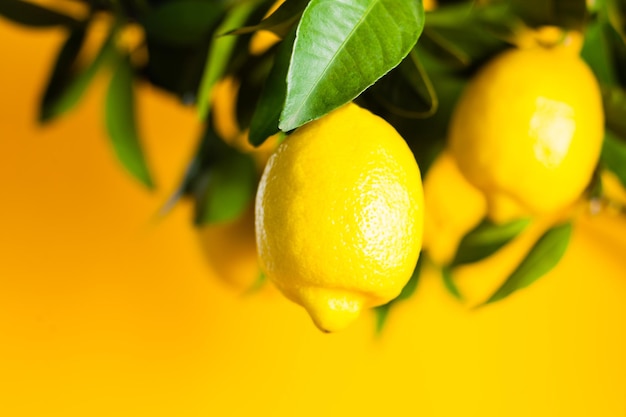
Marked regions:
[1,21,625,416]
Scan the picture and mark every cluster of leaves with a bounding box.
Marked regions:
[3,0,626,331]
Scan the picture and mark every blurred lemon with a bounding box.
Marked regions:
[255,103,424,332]
[449,45,604,223]
[197,204,269,292]
[210,76,279,169]
[423,150,487,265]
[249,0,285,56]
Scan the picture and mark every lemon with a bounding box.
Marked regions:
[423,151,487,265]
[255,103,424,332]
[211,76,279,169]
[197,204,264,291]
[249,0,285,56]
[449,45,604,223]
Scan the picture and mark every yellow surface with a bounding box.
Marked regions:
[449,46,604,223]
[256,103,423,332]
[0,21,625,417]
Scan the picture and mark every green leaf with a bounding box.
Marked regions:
[441,266,463,301]
[374,255,423,335]
[0,0,80,27]
[40,23,117,123]
[369,48,437,118]
[141,0,223,46]
[248,28,296,146]
[602,85,626,138]
[197,1,258,120]
[581,19,619,85]
[482,222,573,306]
[194,150,257,225]
[511,0,588,30]
[601,130,626,188]
[227,0,308,37]
[279,0,424,131]
[451,218,531,267]
[105,54,155,189]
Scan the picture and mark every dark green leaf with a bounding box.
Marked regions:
[39,26,86,122]
[373,255,423,335]
[482,222,572,306]
[582,19,619,86]
[602,85,626,138]
[451,218,531,267]
[0,0,80,27]
[601,130,626,188]
[248,28,295,146]
[227,0,308,37]
[141,0,223,45]
[441,266,462,301]
[105,55,155,188]
[511,0,588,30]
[197,1,258,120]
[369,48,438,118]
[40,23,116,122]
[194,150,256,225]
[279,0,424,131]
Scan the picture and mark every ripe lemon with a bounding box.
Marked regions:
[255,103,424,332]
[197,204,264,291]
[211,76,279,169]
[449,45,604,224]
[423,151,486,265]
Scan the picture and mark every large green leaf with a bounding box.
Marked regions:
[40,23,116,122]
[451,218,530,267]
[197,1,258,120]
[581,19,619,85]
[279,0,424,131]
[0,0,80,27]
[141,0,223,45]
[248,28,296,146]
[105,55,155,189]
[483,222,572,305]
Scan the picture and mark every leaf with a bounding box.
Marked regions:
[194,150,257,225]
[279,0,424,131]
[601,130,626,188]
[227,0,309,37]
[369,48,438,118]
[105,54,155,189]
[141,0,223,46]
[451,218,531,267]
[40,23,117,122]
[441,266,462,301]
[374,255,423,335]
[0,0,80,27]
[248,28,296,146]
[38,25,86,122]
[482,222,572,306]
[581,19,619,86]
[510,0,588,30]
[602,85,626,138]
[197,1,258,120]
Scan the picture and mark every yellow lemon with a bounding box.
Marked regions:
[255,103,424,332]
[210,76,280,169]
[423,150,487,265]
[197,204,265,291]
[449,46,604,224]
[249,0,285,56]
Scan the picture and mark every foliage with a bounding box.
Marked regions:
[3,0,626,329]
